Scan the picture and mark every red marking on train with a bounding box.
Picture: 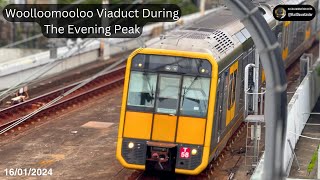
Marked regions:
[180,147,190,159]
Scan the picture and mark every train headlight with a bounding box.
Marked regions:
[128,142,134,149]
[165,65,178,72]
[138,63,142,67]
[191,149,197,155]
[165,65,171,71]
[200,68,209,74]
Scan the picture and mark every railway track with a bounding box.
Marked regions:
[0,65,126,136]
[0,52,131,109]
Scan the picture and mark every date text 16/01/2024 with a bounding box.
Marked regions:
[4,168,53,176]
[44,24,141,37]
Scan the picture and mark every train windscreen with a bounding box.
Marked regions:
[126,54,211,118]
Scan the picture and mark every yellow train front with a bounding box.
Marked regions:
[117,47,218,175]
[116,0,319,175]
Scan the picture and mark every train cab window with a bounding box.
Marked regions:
[156,74,181,114]
[127,71,157,111]
[180,76,210,117]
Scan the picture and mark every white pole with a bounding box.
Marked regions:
[100,0,110,60]
[200,0,206,16]
[254,48,260,115]
[49,0,57,59]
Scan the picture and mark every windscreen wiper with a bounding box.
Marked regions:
[181,76,198,105]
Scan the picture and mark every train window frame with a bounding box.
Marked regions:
[127,54,213,118]
[155,74,181,115]
[179,76,210,118]
[126,71,157,112]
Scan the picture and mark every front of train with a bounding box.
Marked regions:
[116,48,218,175]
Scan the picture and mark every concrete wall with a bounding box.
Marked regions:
[0,48,44,63]
[0,50,99,90]
[284,59,320,175]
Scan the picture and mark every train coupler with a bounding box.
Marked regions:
[145,141,177,172]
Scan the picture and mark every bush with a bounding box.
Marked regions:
[307,144,319,175]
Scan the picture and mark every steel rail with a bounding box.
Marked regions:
[0,65,125,119]
[0,59,126,134]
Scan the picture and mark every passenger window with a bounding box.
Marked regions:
[228,70,237,110]
[228,73,233,109]
[232,70,237,105]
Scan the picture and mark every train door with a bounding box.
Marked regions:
[215,75,224,143]
[151,74,181,142]
[226,62,238,126]
[220,71,229,134]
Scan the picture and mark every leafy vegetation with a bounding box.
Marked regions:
[307,144,319,175]
[0,0,8,9]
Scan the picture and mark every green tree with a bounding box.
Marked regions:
[0,0,8,9]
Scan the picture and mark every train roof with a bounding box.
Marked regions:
[149,6,272,62]
[148,0,311,64]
